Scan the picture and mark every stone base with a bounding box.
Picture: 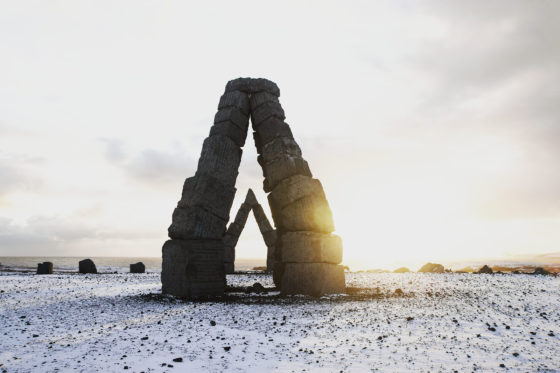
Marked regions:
[224,262,234,274]
[281,263,345,295]
[280,232,342,264]
[161,239,225,298]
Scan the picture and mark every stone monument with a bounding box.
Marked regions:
[162,78,345,297]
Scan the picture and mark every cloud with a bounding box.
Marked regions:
[99,138,198,186]
[0,214,163,256]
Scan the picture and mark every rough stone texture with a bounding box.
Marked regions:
[245,189,258,205]
[250,91,279,109]
[168,206,226,240]
[273,194,335,233]
[161,239,225,298]
[280,232,342,264]
[260,137,302,163]
[254,118,294,148]
[196,135,242,185]
[225,77,280,97]
[209,121,247,147]
[214,107,250,130]
[178,174,236,221]
[130,262,145,273]
[79,259,97,274]
[262,230,277,247]
[251,101,286,127]
[262,155,312,191]
[252,204,274,233]
[281,263,345,295]
[266,245,276,273]
[37,262,53,275]
[268,175,325,212]
[218,90,250,115]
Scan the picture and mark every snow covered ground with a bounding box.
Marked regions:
[0,272,558,372]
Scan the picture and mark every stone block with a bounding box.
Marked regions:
[224,245,235,263]
[209,121,248,148]
[244,189,258,206]
[254,118,293,148]
[280,232,342,264]
[161,239,225,298]
[79,259,97,274]
[130,262,145,273]
[178,174,236,221]
[37,262,53,275]
[214,107,249,130]
[225,78,280,96]
[268,175,325,212]
[262,155,312,191]
[224,262,234,274]
[250,91,279,110]
[281,263,345,295]
[266,245,275,272]
[218,90,250,115]
[261,137,302,164]
[231,203,252,226]
[168,206,226,239]
[253,205,274,233]
[262,229,277,247]
[222,232,239,248]
[251,101,285,128]
[226,221,244,238]
[274,194,335,233]
[196,135,242,185]
[272,261,285,288]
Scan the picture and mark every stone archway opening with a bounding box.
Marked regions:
[161,78,345,298]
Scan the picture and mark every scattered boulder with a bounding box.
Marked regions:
[531,267,551,276]
[418,262,444,273]
[476,265,493,274]
[393,267,410,273]
[251,282,266,293]
[79,259,97,274]
[130,262,145,273]
[37,262,53,275]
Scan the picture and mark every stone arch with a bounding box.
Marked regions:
[223,189,277,274]
[162,78,345,298]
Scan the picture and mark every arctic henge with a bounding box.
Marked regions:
[161,78,345,298]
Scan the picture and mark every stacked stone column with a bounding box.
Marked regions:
[226,78,346,295]
[161,88,250,297]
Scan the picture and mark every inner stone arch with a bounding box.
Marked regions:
[161,78,345,298]
[223,189,277,274]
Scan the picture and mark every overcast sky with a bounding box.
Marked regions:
[1,1,559,269]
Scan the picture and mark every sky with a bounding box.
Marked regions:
[1,1,559,270]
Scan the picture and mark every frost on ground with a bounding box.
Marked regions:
[0,272,558,372]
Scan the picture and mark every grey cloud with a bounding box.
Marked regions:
[99,139,198,185]
[0,215,162,256]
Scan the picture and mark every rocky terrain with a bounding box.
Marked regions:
[0,272,558,371]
